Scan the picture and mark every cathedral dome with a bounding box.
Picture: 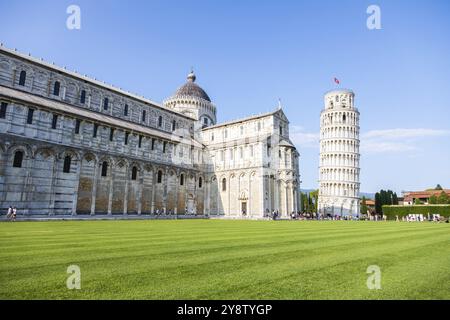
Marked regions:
[172,71,211,102]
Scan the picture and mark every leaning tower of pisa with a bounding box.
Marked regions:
[318,89,360,217]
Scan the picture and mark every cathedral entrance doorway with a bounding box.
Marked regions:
[241,202,247,216]
[238,190,249,217]
[187,194,195,215]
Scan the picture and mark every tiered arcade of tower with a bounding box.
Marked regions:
[318,89,360,217]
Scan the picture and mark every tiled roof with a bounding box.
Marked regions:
[0,45,194,120]
[0,85,202,147]
[202,110,280,130]
[170,71,211,102]
[403,190,450,201]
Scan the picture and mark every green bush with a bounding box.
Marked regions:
[382,205,450,220]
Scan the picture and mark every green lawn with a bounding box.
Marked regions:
[0,220,448,300]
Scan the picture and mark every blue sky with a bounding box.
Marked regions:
[1,0,449,194]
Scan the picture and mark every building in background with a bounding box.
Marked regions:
[403,189,450,205]
[318,89,360,217]
[0,46,300,218]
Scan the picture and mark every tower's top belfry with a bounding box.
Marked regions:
[323,89,355,110]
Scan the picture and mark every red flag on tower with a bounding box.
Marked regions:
[334,77,340,85]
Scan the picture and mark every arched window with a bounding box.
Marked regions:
[222,178,226,192]
[180,174,184,186]
[198,177,202,188]
[52,114,58,129]
[26,108,34,124]
[53,81,60,96]
[63,155,72,173]
[131,166,138,180]
[19,71,26,86]
[157,170,163,183]
[158,116,163,127]
[93,124,98,137]
[124,104,129,116]
[13,151,24,168]
[142,110,146,122]
[172,120,176,131]
[80,90,86,104]
[151,138,155,150]
[0,102,7,119]
[343,114,346,123]
[101,161,108,177]
[103,98,109,110]
[75,119,81,134]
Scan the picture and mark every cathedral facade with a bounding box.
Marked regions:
[0,46,301,219]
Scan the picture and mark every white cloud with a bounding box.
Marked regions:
[290,126,450,154]
[290,125,319,148]
[360,141,418,153]
[362,128,450,140]
[361,128,450,154]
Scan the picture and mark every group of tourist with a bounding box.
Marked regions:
[151,208,197,215]
[395,214,447,223]
[3,206,448,223]
[263,210,280,220]
[280,211,449,223]
[5,206,17,221]
[288,211,362,221]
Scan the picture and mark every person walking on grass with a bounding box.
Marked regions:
[11,207,17,221]
[6,206,12,219]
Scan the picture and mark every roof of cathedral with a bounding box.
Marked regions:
[170,71,211,102]
[0,45,194,120]
[0,85,203,148]
[202,108,286,130]
[279,139,296,148]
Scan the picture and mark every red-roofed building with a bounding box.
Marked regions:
[403,190,450,205]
